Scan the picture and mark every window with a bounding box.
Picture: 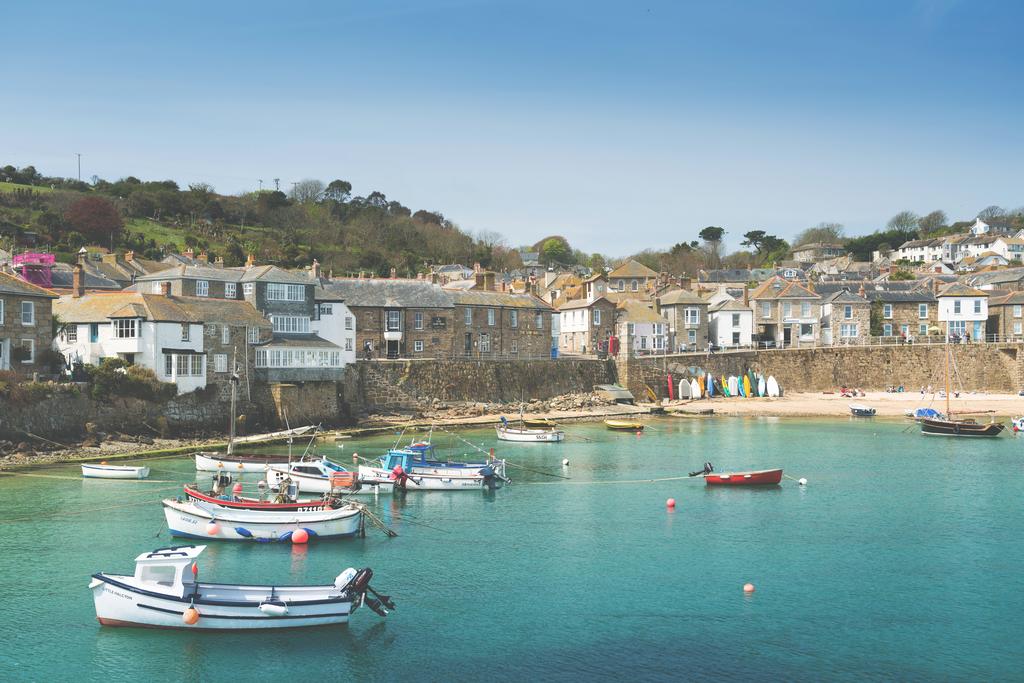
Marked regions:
[883,304,893,319]
[782,302,792,319]
[151,282,166,294]
[414,312,423,330]
[220,325,230,344]
[840,324,858,338]
[487,309,496,326]
[181,323,190,342]
[843,305,853,320]
[479,333,490,352]
[919,324,928,336]
[535,312,543,329]
[345,316,354,330]
[901,324,909,336]
[414,340,424,352]
[345,338,353,351]
[883,323,893,336]
[247,326,261,344]
[1016,322,1023,336]
[464,307,473,325]
[386,310,401,331]
[20,339,33,363]
[950,320,966,335]
[1015,305,1023,318]
[974,299,982,314]
[510,310,518,328]
[640,335,647,350]
[593,309,601,326]
[627,323,635,336]
[319,303,333,316]
[732,313,740,327]
[65,325,78,343]
[653,323,663,336]
[919,304,928,319]
[688,329,696,343]
[176,354,189,375]
[191,354,203,376]
[801,302,811,318]
[266,283,305,301]
[114,319,137,338]
[271,316,310,333]
[243,283,254,296]
[225,282,236,298]
[164,354,173,376]
[21,302,34,326]
[761,302,771,318]
[630,279,638,292]
[214,354,228,373]
[196,280,209,297]
[511,339,518,353]
[684,308,700,325]
[953,300,961,314]
[0,299,3,323]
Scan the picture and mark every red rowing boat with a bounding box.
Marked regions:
[183,485,338,511]
[704,468,783,486]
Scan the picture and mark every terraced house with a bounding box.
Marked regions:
[749,277,821,347]
[449,289,554,358]
[820,290,870,345]
[869,290,937,339]
[0,271,56,374]
[656,289,709,352]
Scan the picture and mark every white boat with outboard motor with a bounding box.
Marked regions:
[358,441,508,491]
[162,497,364,541]
[266,457,395,495]
[89,544,393,629]
[194,452,290,473]
[81,463,151,479]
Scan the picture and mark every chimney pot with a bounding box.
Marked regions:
[311,259,321,280]
[72,264,84,298]
[185,248,195,259]
[197,251,208,263]
[245,253,255,268]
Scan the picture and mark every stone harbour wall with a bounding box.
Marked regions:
[623,343,1024,397]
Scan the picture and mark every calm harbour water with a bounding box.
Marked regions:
[1,417,1022,682]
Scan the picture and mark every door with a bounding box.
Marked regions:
[973,321,983,341]
[464,333,472,354]
[386,340,399,359]
[783,326,792,346]
[89,324,99,343]
[0,338,7,370]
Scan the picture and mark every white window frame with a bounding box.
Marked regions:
[918,304,928,319]
[883,304,893,319]
[214,354,228,373]
[1014,305,1023,318]
[270,316,311,334]
[413,340,424,352]
[919,324,928,336]
[464,307,473,325]
[782,302,792,319]
[511,339,518,353]
[221,325,230,345]
[883,323,893,337]
[593,309,601,326]
[266,283,305,301]
[840,323,858,338]
[414,312,423,330]
[684,308,699,325]
[843,305,853,320]
[954,300,961,314]
[21,301,34,326]
[181,323,190,342]
[479,333,490,352]
[20,339,34,363]
[345,316,354,330]
[535,312,543,329]
[243,283,254,296]
[114,319,138,339]
[65,324,78,343]
[801,302,811,318]
[225,282,236,298]
[345,338,353,351]
[386,310,401,331]
[196,280,209,297]
[761,302,771,318]
[687,329,696,343]
[487,309,496,326]
[510,310,518,328]
[630,279,638,292]
[732,313,741,327]
[1015,322,1023,336]
[247,326,261,344]
[974,299,982,314]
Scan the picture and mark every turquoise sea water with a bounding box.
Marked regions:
[1,417,1022,682]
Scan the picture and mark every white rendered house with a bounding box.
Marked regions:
[936,283,988,341]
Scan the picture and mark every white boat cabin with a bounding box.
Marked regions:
[131,545,204,597]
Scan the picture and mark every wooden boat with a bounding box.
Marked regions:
[605,419,644,431]
[194,452,290,473]
[90,545,392,629]
[849,403,876,417]
[358,442,507,491]
[920,326,1005,438]
[496,425,565,442]
[162,498,364,541]
[522,418,558,429]
[183,484,339,512]
[81,463,150,479]
[266,458,394,495]
[704,468,783,486]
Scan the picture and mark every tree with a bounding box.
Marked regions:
[978,205,1006,221]
[539,237,572,265]
[699,226,726,267]
[793,222,844,247]
[741,230,767,253]
[324,179,352,203]
[365,191,388,209]
[890,270,915,281]
[290,179,325,204]
[918,210,948,236]
[886,211,919,235]
[698,226,725,244]
[65,196,123,244]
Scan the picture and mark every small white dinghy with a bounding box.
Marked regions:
[81,463,150,479]
[162,498,364,541]
[89,545,394,629]
[495,417,564,443]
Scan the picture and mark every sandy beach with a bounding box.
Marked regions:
[666,391,1024,418]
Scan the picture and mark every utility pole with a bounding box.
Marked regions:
[258,179,263,192]
[75,153,81,181]
[273,178,280,191]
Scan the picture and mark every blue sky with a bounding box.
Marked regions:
[3,0,1022,254]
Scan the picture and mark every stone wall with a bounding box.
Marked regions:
[622,343,1024,397]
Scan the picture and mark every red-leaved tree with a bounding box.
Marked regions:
[65,196,123,244]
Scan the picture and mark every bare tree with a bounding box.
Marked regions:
[977,205,1006,221]
[918,210,948,235]
[289,179,326,204]
[886,211,919,235]
[793,222,844,247]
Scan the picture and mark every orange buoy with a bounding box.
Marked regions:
[191,562,198,578]
[666,498,676,509]
[182,607,200,624]
[205,522,220,536]
[743,583,755,594]
[232,483,243,495]
[636,431,642,436]
[292,528,309,544]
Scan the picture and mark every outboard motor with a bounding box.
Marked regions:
[286,481,298,502]
[479,465,498,490]
[390,465,408,489]
[257,479,268,502]
[212,471,232,496]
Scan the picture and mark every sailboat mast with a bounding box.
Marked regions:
[227,351,238,455]
[944,324,951,416]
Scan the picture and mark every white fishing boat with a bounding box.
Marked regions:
[358,442,508,491]
[89,545,393,629]
[194,452,290,473]
[81,463,150,479]
[162,498,363,541]
[495,417,564,443]
[266,458,395,495]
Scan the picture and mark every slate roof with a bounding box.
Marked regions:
[559,296,610,310]
[259,334,338,348]
[447,289,552,309]
[869,290,936,303]
[55,292,269,325]
[823,290,869,305]
[0,271,58,298]
[937,283,989,297]
[317,278,453,308]
[700,269,752,283]
[48,263,121,291]
[965,268,1024,286]
[990,291,1024,306]
[608,259,658,279]
[710,298,752,313]
[749,277,819,300]
[135,264,310,285]
[658,289,708,306]
[617,301,667,324]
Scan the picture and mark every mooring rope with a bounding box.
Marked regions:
[0,471,179,483]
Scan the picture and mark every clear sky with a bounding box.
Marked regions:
[3,0,1022,254]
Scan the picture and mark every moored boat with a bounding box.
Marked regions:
[81,463,150,479]
[266,458,394,495]
[183,484,338,512]
[89,545,393,629]
[162,498,364,541]
[920,417,1005,438]
[496,416,564,442]
[358,442,507,491]
[522,418,558,429]
[849,403,876,417]
[704,468,783,486]
[604,419,644,431]
[194,452,290,473]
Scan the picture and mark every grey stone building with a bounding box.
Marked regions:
[656,289,710,352]
[0,271,57,374]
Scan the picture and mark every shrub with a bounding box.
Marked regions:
[84,358,177,402]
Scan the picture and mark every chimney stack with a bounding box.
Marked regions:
[311,259,321,280]
[197,251,208,263]
[185,247,195,260]
[742,285,749,307]
[77,247,88,265]
[932,278,940,295]
[72,264,84,298]
[160,281,171,297]
[102,252,118,265]
[473,262,482,274]
[215,256,224,266]
[125,250,134,263]
[390,267,397,279]
[483,272,496,292]
[245,253,255,268]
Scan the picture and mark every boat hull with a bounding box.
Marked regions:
[81,464,150,479]
[266,466,395,495]
[358,465,501,490]
[195,452,289,473]
[605,420,644,431]
[495,427,565,442]
[920,418,1005,437]
[183,486,336,512]
[705,469,783,486]
[163,499,362,541]
[91,575,355,630]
